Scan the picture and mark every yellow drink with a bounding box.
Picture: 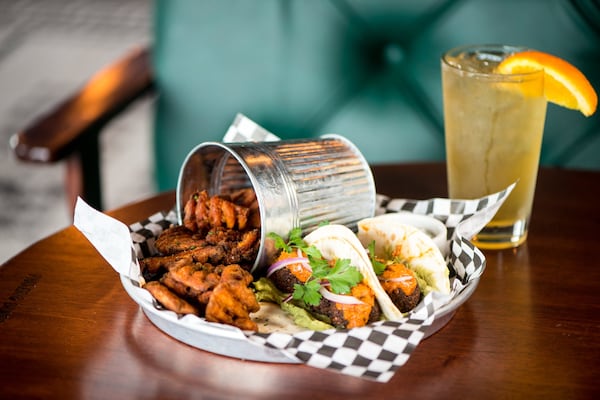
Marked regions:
[442,45,547,249]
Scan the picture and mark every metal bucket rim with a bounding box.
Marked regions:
[176,141,271,273]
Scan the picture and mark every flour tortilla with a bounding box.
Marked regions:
[304,224,404,321]
[357,216,451,295]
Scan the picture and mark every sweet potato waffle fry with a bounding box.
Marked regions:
[140,189,261,331]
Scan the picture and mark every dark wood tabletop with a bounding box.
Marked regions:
[1,163,599,400]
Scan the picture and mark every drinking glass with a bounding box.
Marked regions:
[441,44,547,249]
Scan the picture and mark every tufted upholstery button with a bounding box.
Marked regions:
[383,43,405,66]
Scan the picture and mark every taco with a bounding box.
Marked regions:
[357,215,451,297]
[260,224,403,329]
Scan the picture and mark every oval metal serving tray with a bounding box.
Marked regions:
[120,269,481,363]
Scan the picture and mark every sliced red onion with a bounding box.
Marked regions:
[319,286,365,305]
[266,256,311,277]
[379,275,413,283]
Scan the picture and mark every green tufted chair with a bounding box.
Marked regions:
[12,0,600,211]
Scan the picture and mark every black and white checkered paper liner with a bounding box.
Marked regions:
[127,183,513,383]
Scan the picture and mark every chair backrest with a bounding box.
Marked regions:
[152,0,600,190]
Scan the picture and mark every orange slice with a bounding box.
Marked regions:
[496,50,597,117]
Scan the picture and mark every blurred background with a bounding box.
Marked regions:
[2,0,598,265]
[0,0,154,263]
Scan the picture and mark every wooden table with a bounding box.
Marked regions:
[1,163,599,399]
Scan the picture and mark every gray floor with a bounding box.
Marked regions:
[0,0,155,264]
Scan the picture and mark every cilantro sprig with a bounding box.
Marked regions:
[268,227,322,259]
[367,240,387,275]
[267,229,363,306]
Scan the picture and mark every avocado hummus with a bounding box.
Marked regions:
[253,277,333,332]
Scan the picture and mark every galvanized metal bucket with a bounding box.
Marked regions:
[176,134,376,272]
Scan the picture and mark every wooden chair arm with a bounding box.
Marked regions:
[9,47,155,211]
[11,46,154,163]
